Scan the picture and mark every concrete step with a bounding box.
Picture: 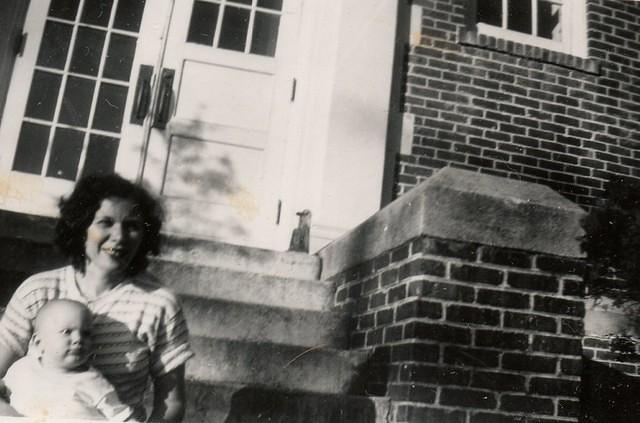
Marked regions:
[187,337,370,394]
[149,259,334,311]
[160,235,321,280]
[181,295,348,348]
[184,381,391,423]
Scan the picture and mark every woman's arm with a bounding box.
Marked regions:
[0,344,19,378]
[0,345,21,416]
[148,365,186,422]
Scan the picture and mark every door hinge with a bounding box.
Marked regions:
[276,200,282,225]
[290,78,297,102]
[13,32,27,57]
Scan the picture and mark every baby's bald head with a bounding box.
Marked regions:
[34,300,91,334]
[32,300,93,370]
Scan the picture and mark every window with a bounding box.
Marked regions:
[187,0,283,57]
[11,0,147,181]
[474,0,586,57]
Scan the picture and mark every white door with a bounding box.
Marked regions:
[0,0,170,216]
[141,0,301,249]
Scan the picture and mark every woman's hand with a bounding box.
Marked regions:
[0,344,21,416]
[148,365,186,422]
[0,401,21,417]
[0,344,19,379]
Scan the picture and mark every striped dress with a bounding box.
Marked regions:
[0,266,194,413]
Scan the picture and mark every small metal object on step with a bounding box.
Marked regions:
[289,209,311,253]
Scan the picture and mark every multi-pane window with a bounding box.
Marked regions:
[13,0,146,181]
[187,0,283,57]
[474,0,586,56]
[478,0,561,41]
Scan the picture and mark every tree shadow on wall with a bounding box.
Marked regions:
[582,358,640,422]
[150,114,252,239]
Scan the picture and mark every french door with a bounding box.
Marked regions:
[0,0,300,249]
[0,0,164,215]
[141,0,301,248]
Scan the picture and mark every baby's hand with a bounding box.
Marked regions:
[0,391,21,418]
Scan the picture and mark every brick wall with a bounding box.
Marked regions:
[330,235,585,423]
[583,335,640,375]
[397,0,640,209]
[581,335,640,421]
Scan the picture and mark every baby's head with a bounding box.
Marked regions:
[31,299,92,371]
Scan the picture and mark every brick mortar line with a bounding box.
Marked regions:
[357,303,583,334]
[337,255,583,280]
[354,302,584,326]
[383,361,581,380]
[341,275,584,304]
[392,401,576,420]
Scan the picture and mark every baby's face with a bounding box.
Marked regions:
[35,304,92,371]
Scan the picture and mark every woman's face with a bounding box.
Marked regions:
[85,197,144,276]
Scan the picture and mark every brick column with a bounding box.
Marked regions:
[319,167,586,423]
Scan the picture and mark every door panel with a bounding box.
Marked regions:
[163,135,264,203]
[176,60,275,131]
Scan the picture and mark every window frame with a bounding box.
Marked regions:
[469,0,587,58]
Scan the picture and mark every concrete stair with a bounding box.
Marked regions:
[186,382,391,423]
[181,296,349,348]
[159,235,321,280]
[188,337,368,393]
[149,259,334,311]
[153,236,389,422]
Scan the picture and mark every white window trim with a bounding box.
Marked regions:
[475,0,587,58]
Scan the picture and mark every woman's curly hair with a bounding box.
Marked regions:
[55,174,163,275]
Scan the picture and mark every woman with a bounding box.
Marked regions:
[0,174,193,421]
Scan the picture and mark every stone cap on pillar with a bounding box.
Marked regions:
[318,167,586,278]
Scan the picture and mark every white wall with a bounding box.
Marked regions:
[281,0,399,252]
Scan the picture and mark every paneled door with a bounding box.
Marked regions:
[140,0,301,248]
[0,0,169,215]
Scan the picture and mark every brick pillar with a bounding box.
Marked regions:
[320,167,586,423]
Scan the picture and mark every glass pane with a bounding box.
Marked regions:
[229,0,252,5]
[81,0,114,27]
[250,12,279,56]
[69,27,106,76]
[92,83,127,132]
[507,0,532,34]
[477,0,502,26]
[12,122,51,175]
[258,0,283,11]
[59,76,95,127]
[218,6,250,52]
[48,0,80,21]
[538,0,562,40]
[46,128,84,180]
[113,0,146,32]
[187,1,219,45]
[25,71,62,121]
[82,134,119,177]
[103,34,137,81]
[36,21,73,70]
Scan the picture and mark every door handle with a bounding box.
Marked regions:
[130,64,153,125]
[153,68,175,129]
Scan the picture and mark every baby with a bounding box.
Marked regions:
[2,299,135,421]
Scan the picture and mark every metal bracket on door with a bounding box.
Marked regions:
[13,32,27,57]
[130,64,153,125]
[153,68,175,130]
